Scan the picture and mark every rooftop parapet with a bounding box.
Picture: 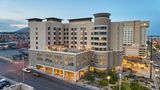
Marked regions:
[26,18,43,22]
[93,12,111,18]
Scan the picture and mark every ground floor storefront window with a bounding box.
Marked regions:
[45,67,53,74]
[36,65,45,71]
[64,71,74,81]
[54,68,63,77]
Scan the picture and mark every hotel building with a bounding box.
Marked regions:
[27,12,149,81]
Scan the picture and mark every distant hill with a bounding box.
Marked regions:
[0,27,29,34]
[16,27,29,33]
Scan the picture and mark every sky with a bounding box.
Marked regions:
[0,0,159,35]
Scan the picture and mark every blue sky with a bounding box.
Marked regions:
[0,0,159,35]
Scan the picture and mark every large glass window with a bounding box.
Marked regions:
[64,56,74,66]
[54,55,62,65]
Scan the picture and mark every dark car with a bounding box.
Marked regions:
[32,72,41,77]
[151,85,155,89]
[0,81,11,89]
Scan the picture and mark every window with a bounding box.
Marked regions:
[66,33,69,35]
[94,27,99,30]
[100,43,106,46]
[94,32,99,35]
[53,27,56,30]
[64,56,74,66]
[48,37,50,40]
[94,37,99,40]
[37,57,43,61]
[48,27,50,30]
[35,27,38,30]
[81,27,86,30]
[48,32,50,35]
[36,46,38,49]
[100,32,107,35]
[54,55,62,65]
[45,59,52,63]
[36,37,38,40]
[101,37,107,40]
[36,42,38,44]
[36,32,38,35]
[48,42,50,45]
[91,37,93,40]
[100,26,107,30]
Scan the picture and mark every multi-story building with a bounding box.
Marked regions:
[119,21,149,58]
[27,12,149,81]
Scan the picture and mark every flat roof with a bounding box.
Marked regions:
[26,18,43,22]
[68,17,92,22]
[46,17,63,22]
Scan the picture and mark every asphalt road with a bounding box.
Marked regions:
[0,59,90,90]
[152,51,160,65]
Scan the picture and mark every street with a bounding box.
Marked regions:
[152,51,160,65]
[152,51,160,90]
[0,58,90,90]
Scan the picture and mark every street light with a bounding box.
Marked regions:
[22,55,25,82]
[107,76,111,90]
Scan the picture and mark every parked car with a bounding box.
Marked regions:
[22,68,31,73]
[0,79,11,89]
[32,72,41,77]
[151,85,155,89]
[0,78,6,83]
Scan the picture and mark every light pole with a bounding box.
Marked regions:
[119,62,123,90]
[107,76,111,90]
[22,55,25,82]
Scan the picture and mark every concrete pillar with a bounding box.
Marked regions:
[74,72,77,81]
[52,67,54,76]
[63,70,65,78]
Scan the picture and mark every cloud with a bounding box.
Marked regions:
[0,18,27,32]
[11,24,28,28]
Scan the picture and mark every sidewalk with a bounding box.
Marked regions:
[0,56,13,62]
[152,68,159,90]
[29,66,99,90]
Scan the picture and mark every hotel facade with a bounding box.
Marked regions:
[28,12,149,81]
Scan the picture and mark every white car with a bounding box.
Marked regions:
[22,68,31,73]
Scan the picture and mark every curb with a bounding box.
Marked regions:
[0,56,13,62]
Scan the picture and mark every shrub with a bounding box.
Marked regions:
[99,79,108,87]
[85,72,95,82]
